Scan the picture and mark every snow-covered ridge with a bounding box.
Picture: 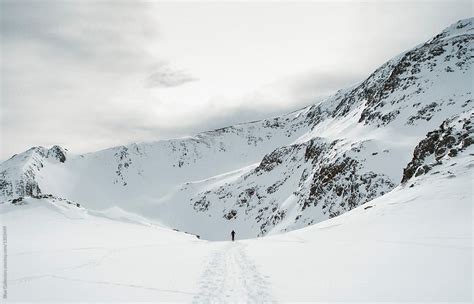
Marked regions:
[1,18,473,240]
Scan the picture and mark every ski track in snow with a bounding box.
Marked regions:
[193,242,274,303]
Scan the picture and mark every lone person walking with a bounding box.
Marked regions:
[231,230,236,242]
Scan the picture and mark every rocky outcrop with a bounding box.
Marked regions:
[47,145,67,163]
[402,110,473,183]
[302,140,395,217]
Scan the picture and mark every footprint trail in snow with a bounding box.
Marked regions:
[193,242,274,303]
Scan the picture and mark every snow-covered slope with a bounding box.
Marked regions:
[1,18,473,241]
[1,143,471,301]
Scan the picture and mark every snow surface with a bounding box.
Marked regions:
[1,151,471,301]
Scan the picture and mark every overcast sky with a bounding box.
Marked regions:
[1,0,472,160]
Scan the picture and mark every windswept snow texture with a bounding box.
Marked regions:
[1,146,471,301]
[0,18,473,241]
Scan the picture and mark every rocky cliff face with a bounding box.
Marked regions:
[1,18,473,240]
[402,110,473,184]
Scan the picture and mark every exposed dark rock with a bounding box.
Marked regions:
[47,145,67,163]
[224,209,237,220]
[193,196,210,212]
[402,111,473,183]
[114,147,132,186]
[256,146,295,173]
[10,197,25,205]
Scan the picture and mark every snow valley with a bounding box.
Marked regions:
[1,18,473,302]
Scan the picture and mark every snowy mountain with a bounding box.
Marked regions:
[1,18,473,241]
[2,131,471,301]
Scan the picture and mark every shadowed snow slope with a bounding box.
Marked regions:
[1,146,471,301]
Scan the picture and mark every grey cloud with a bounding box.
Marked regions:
[145,65,198,88]
[291,71,364,94]
[229,69,365,112]
[1,1,160,73]
[89,103,306,154]
[286,70,365,103]
[97,70,360,144]
[0,0,164,159]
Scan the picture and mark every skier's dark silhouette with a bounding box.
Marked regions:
[231,230,235,241]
